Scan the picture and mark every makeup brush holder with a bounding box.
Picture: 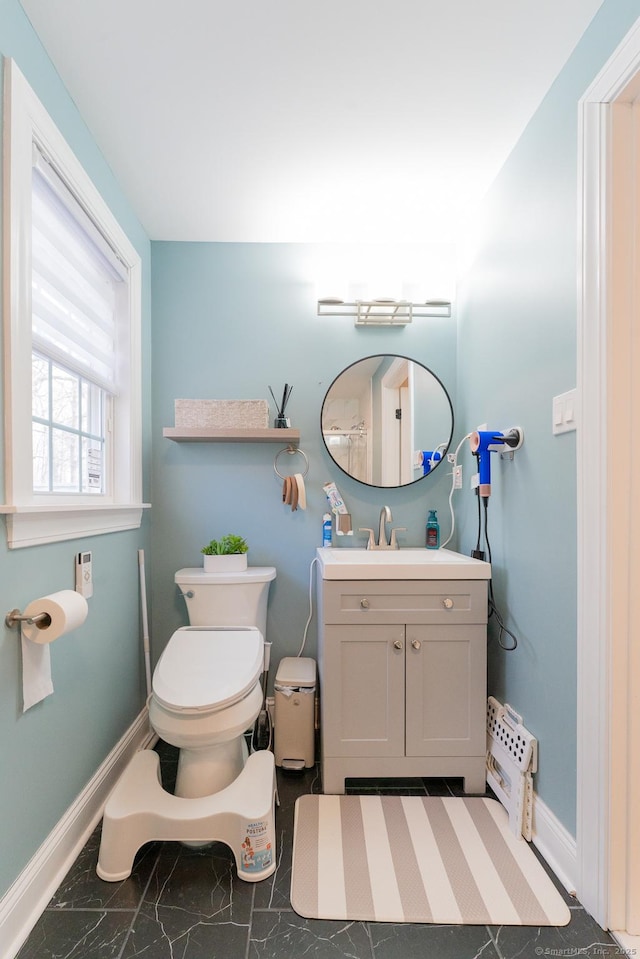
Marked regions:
[274,416,291,429]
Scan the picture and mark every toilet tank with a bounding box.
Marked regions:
[174,567,276,637]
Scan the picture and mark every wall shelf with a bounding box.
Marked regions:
[163,427,300,444]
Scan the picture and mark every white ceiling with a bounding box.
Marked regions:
[19,0,602,244]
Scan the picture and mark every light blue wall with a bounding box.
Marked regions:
[0,0,152,900]
[456,0,640,836]
[150,242,458,673]
[3,0,634,908]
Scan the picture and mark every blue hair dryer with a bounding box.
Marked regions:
[421,450,442,475]
[469,428,523,496]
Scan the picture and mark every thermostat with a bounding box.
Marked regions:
[75,550,93,598]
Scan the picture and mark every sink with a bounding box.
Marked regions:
[316,547,491,580]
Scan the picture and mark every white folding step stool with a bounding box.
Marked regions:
[486,696,538,840]
[97,748,276,882]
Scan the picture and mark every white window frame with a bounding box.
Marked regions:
[1,59,147,548]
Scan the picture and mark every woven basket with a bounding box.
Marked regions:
[175,399,269,429]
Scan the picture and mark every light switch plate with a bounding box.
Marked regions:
[552,389,578,435]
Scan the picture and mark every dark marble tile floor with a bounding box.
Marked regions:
[16,741,625,959]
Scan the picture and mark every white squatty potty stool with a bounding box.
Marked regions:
[97,564,277,881]
[96,748,276,882]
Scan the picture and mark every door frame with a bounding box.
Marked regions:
[380,358,414,485]
[577,15,640,932]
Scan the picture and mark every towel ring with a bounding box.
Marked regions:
[274,446,309,479]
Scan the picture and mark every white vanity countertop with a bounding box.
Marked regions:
[316,547,491,581]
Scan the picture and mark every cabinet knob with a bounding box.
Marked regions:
[443,598,454,609]
[360,598,370,609]
[411,639,421,650]
[393,639,403,650]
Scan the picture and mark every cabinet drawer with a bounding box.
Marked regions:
[322,579,488,625]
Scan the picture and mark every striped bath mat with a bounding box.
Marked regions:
[291,794,570,925]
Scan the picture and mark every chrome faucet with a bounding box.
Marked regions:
[359,506,406,550]
[378,505,392,548]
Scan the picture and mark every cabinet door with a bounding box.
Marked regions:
[405,624,486,757]
[322,625,405,757]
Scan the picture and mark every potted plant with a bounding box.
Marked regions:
[201,534,249,572]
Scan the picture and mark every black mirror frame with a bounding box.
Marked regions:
[320,353,454,489]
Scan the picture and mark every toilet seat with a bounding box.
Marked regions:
[152,627,263,715]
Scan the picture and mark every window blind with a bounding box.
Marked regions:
[31,144,125,394]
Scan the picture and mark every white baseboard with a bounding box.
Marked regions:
[0,709,155,959]
[532,790,578,898]
[613,930,640,951]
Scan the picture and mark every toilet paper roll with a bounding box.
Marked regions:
[21,591,88,712]
[21,638,53,712]
[21,590,88,645]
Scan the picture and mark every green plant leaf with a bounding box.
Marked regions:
[201,534,249,555]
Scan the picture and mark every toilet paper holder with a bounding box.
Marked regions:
[5,608,52,629]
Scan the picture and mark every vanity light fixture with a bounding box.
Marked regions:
[317,298,452,327]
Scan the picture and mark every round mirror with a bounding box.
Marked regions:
[321,355,454,488]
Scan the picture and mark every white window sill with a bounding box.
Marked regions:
[0,503,151,548]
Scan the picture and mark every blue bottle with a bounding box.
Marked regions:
[322,513,332,547]
[426,509,440,549]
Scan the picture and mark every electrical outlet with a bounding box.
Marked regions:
[453,464,462,489]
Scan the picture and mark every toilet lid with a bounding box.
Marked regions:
[152,627,263,713]
[175,567,276,585]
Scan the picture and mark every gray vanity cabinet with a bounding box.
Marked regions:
[317,577,488,794]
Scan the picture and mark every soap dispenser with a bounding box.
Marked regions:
[426,509,440,549]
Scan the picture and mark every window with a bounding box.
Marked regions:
[32,355,106,494]
[1,59,146,548]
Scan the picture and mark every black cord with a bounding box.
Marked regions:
[482,496,492,564]
[482,496,518,652]
[474,453,482,554]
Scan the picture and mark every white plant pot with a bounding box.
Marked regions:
[203,553,248,572]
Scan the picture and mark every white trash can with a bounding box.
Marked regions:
[274,657,316,770]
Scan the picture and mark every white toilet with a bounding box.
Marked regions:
[96,563,278,884]
[148,565,276,798]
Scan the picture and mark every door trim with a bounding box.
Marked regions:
[380,357,414,485]
[577,14,640,931]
